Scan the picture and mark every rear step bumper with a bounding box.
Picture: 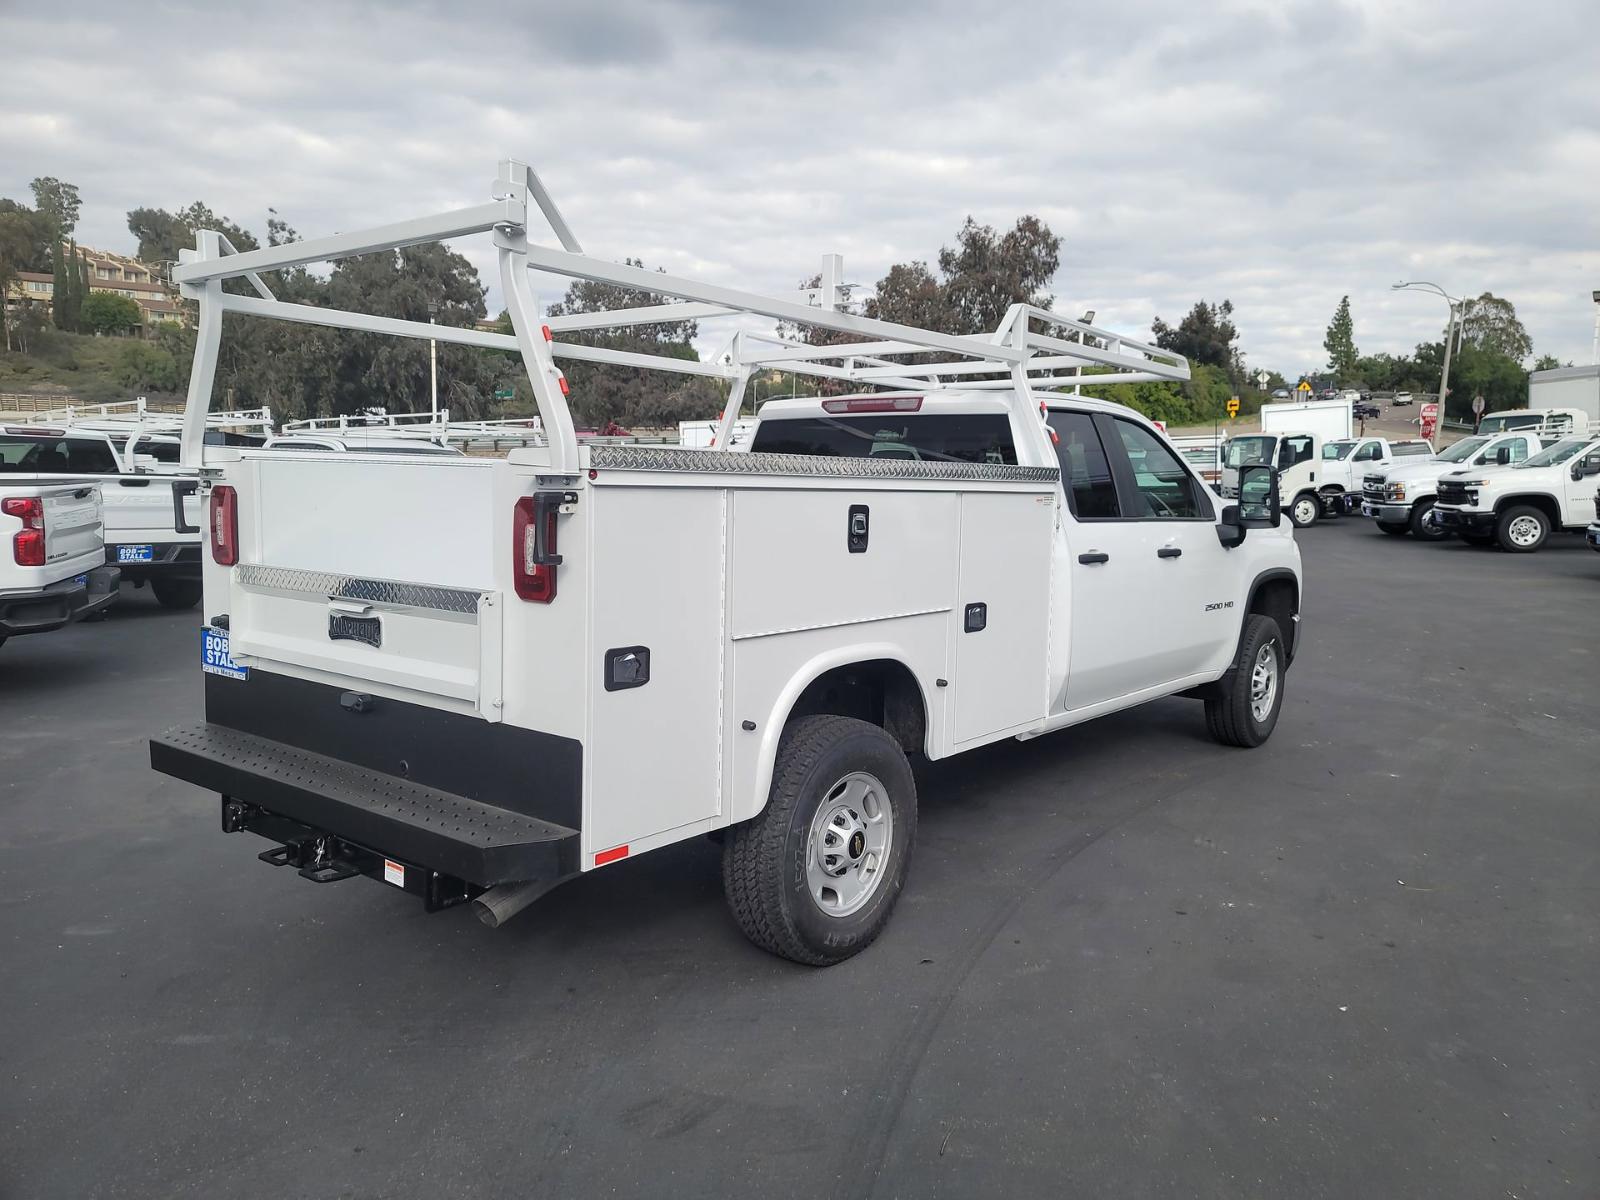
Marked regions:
[150,723,579,887]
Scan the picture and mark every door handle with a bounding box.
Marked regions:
[1077,552,1110,565]
[1157,546,1182,559]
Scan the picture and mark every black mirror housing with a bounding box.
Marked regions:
[1216,504,1247,548]
[1237,463,1281,528]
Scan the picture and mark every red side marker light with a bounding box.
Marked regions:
[558,375,570,396]
[209,485,238,565]
[595,844,629,867]
[541,324,553,342]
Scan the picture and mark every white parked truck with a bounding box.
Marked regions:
[1315,436,1432,512]
[1433,429,1600,551]
[147,160,1303,965]
[0,480,120,649]
[1528,364,1600,425]
[1359,429,1555,539]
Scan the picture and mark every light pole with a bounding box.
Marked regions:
[1591,289,1599,365]
[1393,281,1462,445]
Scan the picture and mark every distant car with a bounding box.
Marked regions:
[1270,388,1290,400]
[1392,392,1414,406]
[1353,401,1381,420]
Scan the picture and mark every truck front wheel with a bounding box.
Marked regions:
[1409,498,1449,541]
[1288,493,1319,528]
[1205,615,1286,749]
[722,715,917,966]
[1496,505,1548,553]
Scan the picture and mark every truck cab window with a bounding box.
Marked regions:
[1278,435,1314,470]
[1354,441,1382,461]
[1045,411,1119,518]
[0,436,118,474]
[749,414,1016,464]
[1113,419,1205,518]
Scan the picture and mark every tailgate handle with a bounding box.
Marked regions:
[171,480,200,534]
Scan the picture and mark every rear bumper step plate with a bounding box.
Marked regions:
[151,723,578,886]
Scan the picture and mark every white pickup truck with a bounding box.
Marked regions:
[1434,430,1600,551]
[1359,429,1551,539]
[0,423,222,609]
[148,161,1303,965]
[0,480,119,650]
[1316,436,1432,513]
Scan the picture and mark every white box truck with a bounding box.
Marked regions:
[1528,365,1600,424]
[147,160,1303,966]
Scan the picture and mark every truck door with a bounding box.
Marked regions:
[1277,434,1317,502]
[1050,411,1229,710]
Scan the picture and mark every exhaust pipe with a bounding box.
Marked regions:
[472,876,567,928]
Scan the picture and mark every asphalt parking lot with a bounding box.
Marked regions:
[3,522,1597,1200]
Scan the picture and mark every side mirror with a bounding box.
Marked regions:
[1495,447,1512,465]
[1571,451,1600,481]
[1217,464,1280,547]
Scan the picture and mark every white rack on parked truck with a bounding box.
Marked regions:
[148,159,1302,965]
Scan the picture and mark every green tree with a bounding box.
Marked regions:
[115,341,182,391]
[1323,295,1358,382]
[80,291,142,336]
[1532,353,1566,371]
[1457,293,1533,361]
[1151,300,1238,370]
[50,238,68,330]
[543,258,718,427]
[127,202,259,268]
[78,249,91,321]
[0,203,54,350]
[29,177,82,237]
[935,215,1061,334]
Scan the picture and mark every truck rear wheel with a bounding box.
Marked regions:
[1409,498,1448,541]
[1205,615,1286,749]
[1288,493,1319,528]
[151,578,203,610]
[722,715,917,966]
[1496,505,1548,553]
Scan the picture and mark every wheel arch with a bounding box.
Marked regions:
[741,646,934,825]
[1494,492,1561,526]
[1244,568,1299,666]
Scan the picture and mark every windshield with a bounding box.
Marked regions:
[1225,436,1275,468]
[1322,441,1356,460]
[1436,436,1489,464]
[0,434,119,474]
[1478,412,1559,435]
[1516,438,1597,469]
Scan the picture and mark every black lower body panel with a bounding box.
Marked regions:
[0,566,119,637]
[109,542,201,583]
[151,723,579,887]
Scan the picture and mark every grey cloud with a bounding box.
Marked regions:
[3,0,1599,373]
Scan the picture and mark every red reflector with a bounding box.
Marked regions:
[209,485,238,566]
[594,844,629,867]
[541,324,553,341]
[2,495,45,567]
[821,396,923,414]
[512,496,559,603]
[557,375,570,397]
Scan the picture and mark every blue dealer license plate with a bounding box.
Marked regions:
[117,545,154,563]
[201,627,248,680]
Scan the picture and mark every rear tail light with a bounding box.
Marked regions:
[513,494,567,603]
[2,496,45,566]
[821,396,923,414]
[209,485,238,565]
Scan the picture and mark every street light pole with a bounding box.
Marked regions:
[429,315,438,423]
[1393,280,1461,448]
[1591,290,1599,365]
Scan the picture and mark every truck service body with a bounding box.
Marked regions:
[148,161,1302,963]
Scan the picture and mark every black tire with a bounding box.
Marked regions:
[151,578,203,610]
[1409,498,1449,541]
[722,715,917,966]
[1495,505,1548,553]
[1460,531,1496,547]
[1375,521,1408,536]
[1288,492,1319,529]
[1204,615,1286,749]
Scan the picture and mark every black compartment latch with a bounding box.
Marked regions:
[848,504,869,553]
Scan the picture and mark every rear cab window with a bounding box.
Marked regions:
[0,434,119,474]
[749,413,1017,464]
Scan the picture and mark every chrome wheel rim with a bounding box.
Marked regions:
[1507,515,1542,547]
[1294,498,1316,525]
[1250,641,1279,723]
[805,771,893,918]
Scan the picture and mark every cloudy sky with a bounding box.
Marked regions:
[4,0,1599,375]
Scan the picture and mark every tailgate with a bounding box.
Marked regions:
[103,475,201,545]
[220,453,508,720]
[42,485,103,566]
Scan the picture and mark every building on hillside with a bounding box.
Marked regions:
[4,247,183,336]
